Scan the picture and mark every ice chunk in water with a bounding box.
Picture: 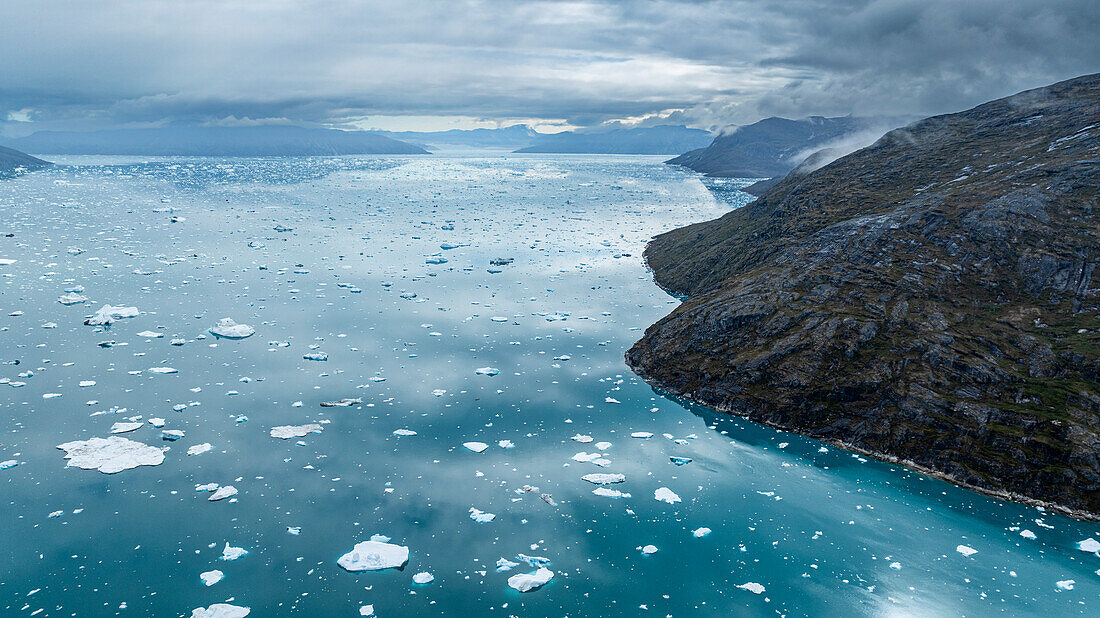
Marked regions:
[84,305,140,326]
[412,572,435,584]
[110,422,144,434]
[200,570,224,586]
[221,543,248,561]
[270,424,323,439]
[737,582,765,594]
[582,473,625,484]
[320,398,361,407]
[209,318,256,339]
[693,527,712,538]
[469,507,496,523]
[641,545,658,554]
[58,292,88,306]
[956,545,978,557]
[188,443,212,456]
[1076,538,1100,553]
[631,432,654,439]
[1056,579,1075,590]
[337,539,410,571]
[56,436,164,473]
[463,441,489,453]
[474,367,500,376]
[208,486,238,501]
[190,604,250,618]
[654,487,681,504]
[496,557,520,572]
[507,567,554,592]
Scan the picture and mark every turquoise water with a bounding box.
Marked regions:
[0,155,1097,617]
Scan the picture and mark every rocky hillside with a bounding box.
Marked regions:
[0,145,50,177]
[627,74,1100,519]
[666,116,866,178]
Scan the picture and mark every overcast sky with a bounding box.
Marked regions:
[2,0,1098,135]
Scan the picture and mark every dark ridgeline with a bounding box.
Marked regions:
[628,73,1100,519]
[3,125,429,156]
[667,116,871,178]
[0,145,51,177]
[514,125,713,154]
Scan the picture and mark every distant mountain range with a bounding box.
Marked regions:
[380,125,539,151]
[2,125,429,156]
[0,145,50,176]
[667,116,887,178]
[515,125,712,154]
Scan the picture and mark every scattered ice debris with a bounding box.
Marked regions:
[654,487,681,504]
[190,604,250,618]
[221,543,248,561]
[498,439,515,449]
[84,305,140,326]
[669,456,693,466]
[631,432,654,439]
[507,567,554,592]
[109,422,144,434]
[270,424,323,439]
[413,572,435,584]
[337,539,410,571]
[469,507,496,523]
[320,398,361,407]
[209,486,238,501]
[641,545,658,554]
[956,545,978,557]
[474,367,500,376]
[463,441,489,453]
[1076,538,1100,553]
[188,443,212,456]
[737,582,766,594]
[303,352,328,361]
[209,318,256,339]
[582,473,625,484]
[58,292,87,305]
[56,437,165,473]
[890,562,902,570]
[200,570,224,586]
[693,527,712,538]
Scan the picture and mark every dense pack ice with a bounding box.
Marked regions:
[56,437,165,473]
[337,539,410,571]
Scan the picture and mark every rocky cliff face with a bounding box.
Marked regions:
[628,74,1100,519]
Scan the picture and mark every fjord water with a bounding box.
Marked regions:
[1,155,1097,617]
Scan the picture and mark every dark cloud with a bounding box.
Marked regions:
[1,0,1097,134]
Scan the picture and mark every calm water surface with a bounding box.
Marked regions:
[1,155,1097,616]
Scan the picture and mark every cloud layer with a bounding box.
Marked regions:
[2,0,1098,133]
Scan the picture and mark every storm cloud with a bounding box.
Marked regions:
[2,0,1098,134]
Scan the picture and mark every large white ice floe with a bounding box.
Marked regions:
[190,604,250,618]
[463,441,489,453]
[737,582,766,594]
[56,436,164,473]
[200,569,224,586]
[412,572,435,584]
[337,539,410,571]
[270,424,323,439]
[1076,537,1100,553]
[582,473,625,484]
[208,485,238,501]
[58,292,88,306]
[109,422,144,434]
[222,543,248,561]
[507,567,554,592]
[654,487,681,504]
[209,317,256,339]
[84,304,140,326]
[956,544,978,557]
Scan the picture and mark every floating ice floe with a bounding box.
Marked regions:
[58,292,88,305]
[0,258,16,265]
[496,557,520,572]
[592,487,630,498]
[1,459,18,470]
[582,473,625,484]
[507,567,554,592]
[270,424,323,439]
[222,543,248,561]
[641,545,658,554]
[654,487,681,504]
[136,330,163,338]
[669,456,693,466]
[413,572,435,584]
[320,398,361,407]
[693,527,712,538]
[209,318,256,339]
[209,486,238,501]
[303,352,328,361]
[359,606,374,616]
[474,367,500,376]
[337,539,410,571]
[469,507,496,523]
[393,429,417,436]
[631,432,654,439]
[1076,538,1100,553]
[190,604,250,618]
[571,434,593,443]
[200,570,224,586]
[148,367,178,374]
[956,545,978,557]
[1056,579,1075,590]
[737,582,765,594]
[188,443,212,456]
[463,441,489,453]
[57,436,164,473]
[84,305,140,326]
[110,422,144,434]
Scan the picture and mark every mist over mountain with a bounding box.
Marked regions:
[667,116,904,178]
[514,125,712,154]
[3,125,428,156]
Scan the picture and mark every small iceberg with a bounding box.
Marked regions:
[654,487,681,504]
[474,367,500,376]
[956,545,978,557]
[57,436,164,473]
[581,473,625,484]
[507,567,554,592]
[463,441,489,453]
[209,318,255,339]
[737,582,765,594]
[270,424,323,439]
[412,572,435,584]
[200,570,224,586]
[190,604,250,618]
[221,543,248,561]
[84,305,139,326]
[337,539,410,571]
[208,485,238,501]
